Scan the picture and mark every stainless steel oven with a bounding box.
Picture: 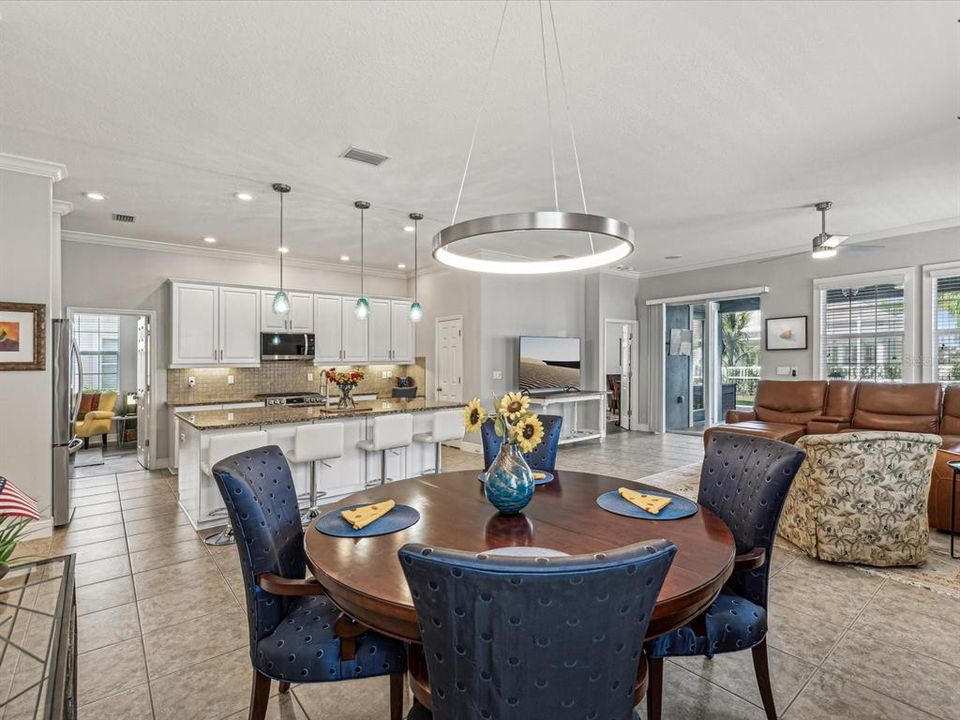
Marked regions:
[260,333,315,361]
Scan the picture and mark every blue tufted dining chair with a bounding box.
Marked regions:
[481,414,563,471]
[211,445,408,720]
[644,432,805,720]
[399,539,677,720]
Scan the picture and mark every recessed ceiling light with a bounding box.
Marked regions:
[84,192,105,201]
[403,225,415,233]
[203,236,217,244]
[397,263,407,269]
[234,192,254,201]
[277,247,289,254]
[664,255,681,260]
[339,255,350,262]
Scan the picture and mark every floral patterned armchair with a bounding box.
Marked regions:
[779,431,941,567]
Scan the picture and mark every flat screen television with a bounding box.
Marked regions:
[518,336,581,393]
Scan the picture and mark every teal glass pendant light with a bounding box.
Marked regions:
[271,183,291,315]
[354,200,371,319]
[408,212,424,322]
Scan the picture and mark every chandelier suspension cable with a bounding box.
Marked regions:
[547,0,595,253]
[539,0,559,212]
[451,0,510,225]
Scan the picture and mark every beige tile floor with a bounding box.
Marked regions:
[15,433,959,720]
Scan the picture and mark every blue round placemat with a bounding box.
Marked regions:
[478,470,554,486]
[596,490,698,520]
[314,503,420,538]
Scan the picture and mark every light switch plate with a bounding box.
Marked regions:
[493,370,503,380]
[227,375,235,385]
[776,366,791,376]
[307,372,314,382]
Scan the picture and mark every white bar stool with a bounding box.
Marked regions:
[201,430,268,546]
[357,414,413,487]
[412,410,464,474]
[287,423,344,524]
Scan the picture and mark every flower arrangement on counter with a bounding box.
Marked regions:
[463,392,544,453]
[325,367,365,408]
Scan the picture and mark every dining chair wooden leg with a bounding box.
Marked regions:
[646,657,663,720]
[390,672,404,720]
[248,670,271,720]
[278,681,290,694]
[751,639,777,720]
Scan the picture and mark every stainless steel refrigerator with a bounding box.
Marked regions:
[52,318,81,527]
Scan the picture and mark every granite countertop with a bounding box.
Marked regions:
[175,398,462,431]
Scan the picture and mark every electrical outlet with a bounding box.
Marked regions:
[227,375,235,385]
[187,376,196,387]
[493,370,503,380]
[790,367,799,377]
[381,370,393,379]
[307,372,314,382]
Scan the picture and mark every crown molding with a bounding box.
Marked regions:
[631,216,960,280]
[0,153,67,182]
[51,200,74,216]
[62,230,408,280]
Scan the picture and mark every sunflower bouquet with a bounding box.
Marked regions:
[463,392,545,453]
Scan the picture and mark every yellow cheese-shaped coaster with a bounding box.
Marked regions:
[618,487,672,515]
[533,472,546,480]
[341,500,396,530]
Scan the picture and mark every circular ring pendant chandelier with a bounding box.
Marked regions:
[432,0,635,275]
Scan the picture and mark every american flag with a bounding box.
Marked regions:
[0,477,39,521]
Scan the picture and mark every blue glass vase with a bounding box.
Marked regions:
[484,442,535,515]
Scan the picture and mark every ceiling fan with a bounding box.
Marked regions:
[760,201,884,263]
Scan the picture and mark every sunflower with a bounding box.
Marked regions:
[463,399,487,432]
[499,392,530,420]
[511,415,544,454]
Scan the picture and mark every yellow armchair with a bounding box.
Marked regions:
[75,391,118,448]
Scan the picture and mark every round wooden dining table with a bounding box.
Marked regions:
[304,469,735,643]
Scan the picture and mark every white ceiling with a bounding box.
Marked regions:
[1,0,956,274]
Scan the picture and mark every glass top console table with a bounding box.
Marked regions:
[0,555,77,719]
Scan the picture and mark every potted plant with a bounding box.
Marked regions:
[325,367,365,409]
[464,392,544,514]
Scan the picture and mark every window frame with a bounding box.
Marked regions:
[812,267,918,383]
[921,260,960,384]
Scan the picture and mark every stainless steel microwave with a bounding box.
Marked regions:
[261,333,315,361]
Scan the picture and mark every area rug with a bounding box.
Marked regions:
[73,446,104,468]
[638,463,960,600]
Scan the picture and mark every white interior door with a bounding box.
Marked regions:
[136,316,152,468]
[436,317,463,402]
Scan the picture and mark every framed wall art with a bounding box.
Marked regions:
[0,302,45,371]
[765,315,807,351]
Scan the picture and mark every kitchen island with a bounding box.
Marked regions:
[175,398,462,531]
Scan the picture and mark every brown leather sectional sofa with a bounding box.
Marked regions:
[704,380,960,531]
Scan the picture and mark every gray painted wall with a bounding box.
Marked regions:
[635,225,960,427]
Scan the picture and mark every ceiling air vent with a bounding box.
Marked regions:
[340,146,390,167]
[112,213,136,223]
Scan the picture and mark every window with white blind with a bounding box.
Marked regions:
[924,266,960,385]
[74,313,120,391]
[813,269,917,383]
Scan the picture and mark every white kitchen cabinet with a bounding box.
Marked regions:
[314,294,344,364]
[368,298,392,362]
[171,283,219,366]
[341,296,369,362]
[261,291,314,333]
[219,287,260,365]
[390,299,416,363]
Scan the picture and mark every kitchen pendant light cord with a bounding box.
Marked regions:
[451,0,509,225]
[279,190,284,290]
[360,205,365,298]
[414,218,418,301]
[547,0,594,254]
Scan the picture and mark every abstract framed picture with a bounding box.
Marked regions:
[0,303,45,371]
[765,315,807,351]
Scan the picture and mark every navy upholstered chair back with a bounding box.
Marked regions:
[481,414,563,471]
[699,432,805,606]
[400,539,677,720]
[212,446,305,653]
